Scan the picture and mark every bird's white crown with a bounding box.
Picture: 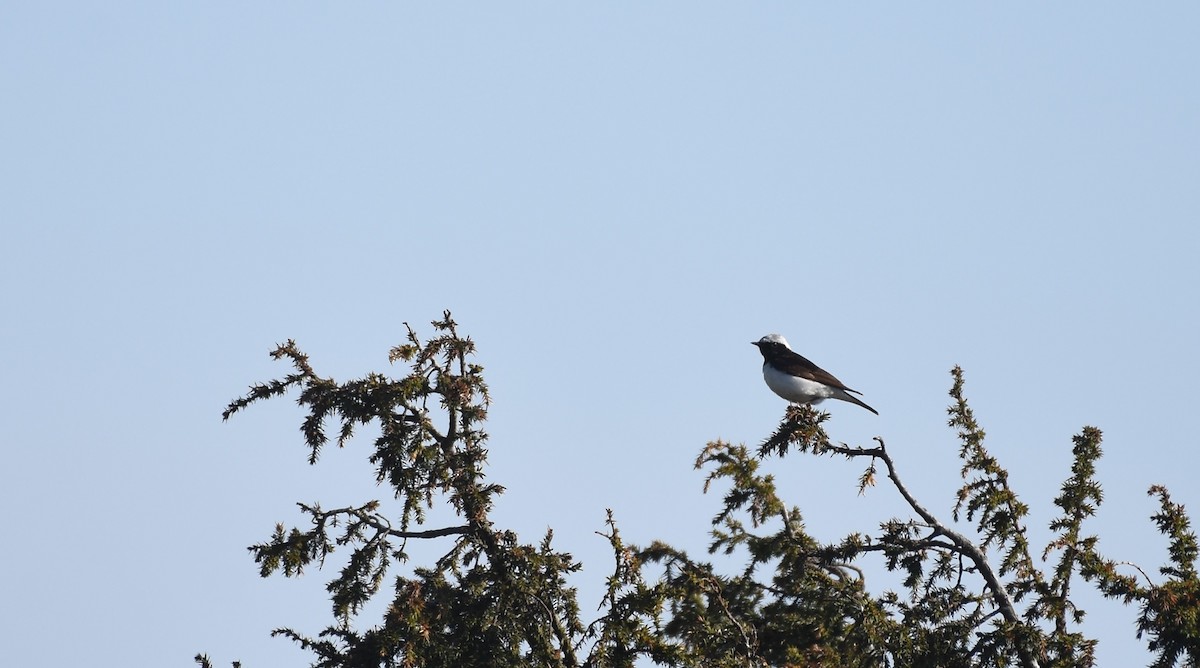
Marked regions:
[759,333,790,348]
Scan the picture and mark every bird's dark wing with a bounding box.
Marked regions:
[773,348,856,392]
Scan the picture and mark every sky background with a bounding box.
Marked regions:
[3,3,1198,666]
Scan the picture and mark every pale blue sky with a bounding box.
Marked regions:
[3,4,1198,666]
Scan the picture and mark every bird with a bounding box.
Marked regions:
[752,334,878,415]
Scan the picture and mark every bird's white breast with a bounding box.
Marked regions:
[763,363,835,404]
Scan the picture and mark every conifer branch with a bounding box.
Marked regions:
[300,503,470,540]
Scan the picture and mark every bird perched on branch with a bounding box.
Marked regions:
[752,333,878,415]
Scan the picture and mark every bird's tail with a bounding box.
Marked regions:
[843,392,879,415]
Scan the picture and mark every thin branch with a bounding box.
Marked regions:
[828,561,866,582]
[704,575,758,666]
[302,503,469,540]
[532,593,581,668]
[1115,560,1155,587]
[396,396,452,449]
[384,525,471,539]
[854,437,1040,668]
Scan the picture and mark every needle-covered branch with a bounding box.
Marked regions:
[1081,485,1200,667]
[751,404,1041,666]
[218,312,584,668]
